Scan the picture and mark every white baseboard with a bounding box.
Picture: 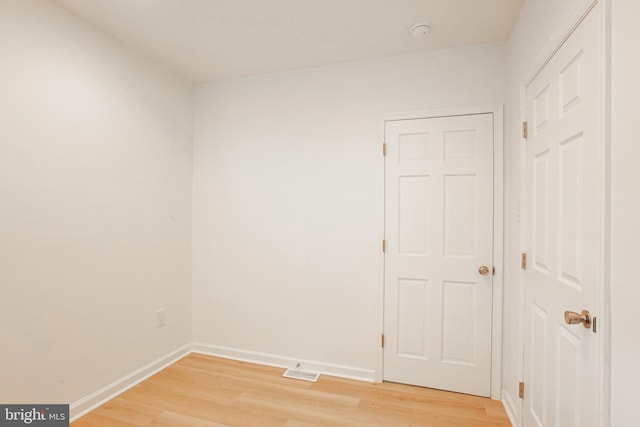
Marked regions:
[501,389,519,427]
[192,342,376,383]
[70,343,192,422]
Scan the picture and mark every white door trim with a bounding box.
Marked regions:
[516,1,610,425]
[376,104,504,400]
[524,0,600,86]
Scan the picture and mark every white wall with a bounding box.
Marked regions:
[610,0,640,425]
[192,44,507,377]
[503,0,589,423]
[0,0,193,410]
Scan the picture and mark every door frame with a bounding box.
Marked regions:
[517,0,610,425]
[376,104,504,399]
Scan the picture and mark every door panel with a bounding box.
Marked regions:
[523,4,602,426]
[384,113,494,397]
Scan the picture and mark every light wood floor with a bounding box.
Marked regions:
[73,353,511,427]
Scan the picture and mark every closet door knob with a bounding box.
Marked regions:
[478,266,490,276]
[564,310,592,329]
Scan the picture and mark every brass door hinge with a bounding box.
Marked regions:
[381,334,385,348]
[521,253,527,270]
[522,121,528,139]
[382,239,386,252]
[518,381,525,398]
[382,143,387,156]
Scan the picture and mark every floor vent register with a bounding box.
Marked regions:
[282,368,320,382]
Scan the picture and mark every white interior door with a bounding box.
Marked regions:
[383,113,494,397]
[523,4,603,427]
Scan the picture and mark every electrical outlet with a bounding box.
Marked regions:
[156,308,165,328]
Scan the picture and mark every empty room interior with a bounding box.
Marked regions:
[1,0,638,426]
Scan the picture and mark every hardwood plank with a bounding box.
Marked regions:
[148,411,229,427]
[73,354,511,426]
[72,411,139,427]
[90,398,161,426]
[233,389,365,427]
[284,420,324,427]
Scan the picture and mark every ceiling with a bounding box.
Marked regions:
[55,0,524,83]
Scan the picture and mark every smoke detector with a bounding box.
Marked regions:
[410,23,431,39]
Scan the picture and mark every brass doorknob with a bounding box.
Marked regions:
[478,266,490,276]
[564,309,591,329]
